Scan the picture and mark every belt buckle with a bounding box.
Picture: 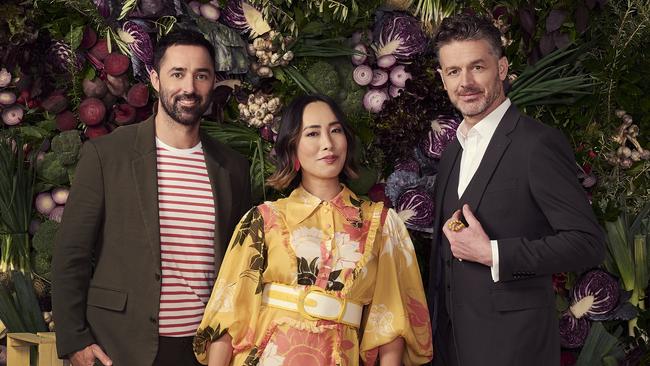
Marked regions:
[298,286,345,322]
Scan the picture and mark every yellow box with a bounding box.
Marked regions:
[6,332,65,366]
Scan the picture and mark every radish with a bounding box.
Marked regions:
[351,44,368,65]
[370,69,389,87]
[188,1,201,15]
[49,206,65,223]
[35,192,56,215]
[389,64,412,88]
[377,54,397,69]
[353,65,373,86]
[363,89,389,113]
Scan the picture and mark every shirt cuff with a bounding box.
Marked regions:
[490,240,499,282]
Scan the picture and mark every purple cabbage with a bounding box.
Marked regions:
[396,188,434,227]
[420,116,460,159]
[220,0,270,38]
[395,159,420,174]
[385,170,420,206]
[569,269,620,321]
[372,12,428,60]
[122,21,154,66]
[559,311,590,348]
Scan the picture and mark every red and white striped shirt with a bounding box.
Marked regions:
[156,138,215,337]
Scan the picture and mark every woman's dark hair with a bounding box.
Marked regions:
[267,94,358,191]
[433,13,504,59]
[153,29,216,72]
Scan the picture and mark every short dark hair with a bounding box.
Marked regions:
[153,29,216,71]
[267,94,358,191]
[433,13,504,59]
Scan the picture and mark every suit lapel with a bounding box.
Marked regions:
[434,140,462,238]
[200,132,232,266]
[131,117,161,270]
[458,104,520,212]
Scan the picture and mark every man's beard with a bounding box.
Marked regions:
[159,89,211,126]
[454,81,502,119]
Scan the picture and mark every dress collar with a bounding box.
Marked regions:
[286,185,363,228]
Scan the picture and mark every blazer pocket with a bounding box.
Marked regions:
[87,285,127,312]
[491,287,552,312]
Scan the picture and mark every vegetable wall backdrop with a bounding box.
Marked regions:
[0,0,649,364]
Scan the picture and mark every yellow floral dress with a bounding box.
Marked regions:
[194,185,433,365]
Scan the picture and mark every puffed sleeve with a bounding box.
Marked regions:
[360,209,433,365]
[193,207,266,364]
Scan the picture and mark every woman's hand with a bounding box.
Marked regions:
[379,337,405,366]
[207,333,234,366]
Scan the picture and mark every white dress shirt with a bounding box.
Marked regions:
[456,98,511,282]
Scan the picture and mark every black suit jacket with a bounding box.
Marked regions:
[428,105,605,366]
[52,117,252,365]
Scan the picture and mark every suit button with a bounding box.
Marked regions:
[150,316,157,324]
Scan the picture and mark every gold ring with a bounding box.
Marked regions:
[447,219,465,232]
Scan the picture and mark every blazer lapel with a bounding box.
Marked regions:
[434,140,462,238]
[200,132,232,266]
[131,117,161,270]
[458,104,520,212]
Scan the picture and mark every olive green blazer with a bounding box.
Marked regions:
[52,116,251,365]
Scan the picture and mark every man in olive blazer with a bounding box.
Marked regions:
[427,14,605,366]
[52,30,251,365]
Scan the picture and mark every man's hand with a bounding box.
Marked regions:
[69,344,112,366]
[443,204,492,266]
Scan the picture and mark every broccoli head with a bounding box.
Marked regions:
[32,219,59,255]
[51,130,82,166]
[37,152,70,185]
[305,61,341,100]
[32,252,52,279]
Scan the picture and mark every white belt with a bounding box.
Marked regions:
[261,283,363,328]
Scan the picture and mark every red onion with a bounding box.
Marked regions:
[351,44,368,66]
[51,187,70,205]
[49,206,65,223]
[35,192,56,215]
[377,54,397,69]
[388,84,404,98]
[389,64,412,87]
[0,91,16,105]
[370,69,389,87]
[2,105,23,126]
[353,65,373,86]
[0,68,11,88]
[363,89,389,113]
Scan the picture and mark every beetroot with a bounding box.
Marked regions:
[106,74,129,97]
[85,125,109,139]
[56,110,78,131]
[104,53,130,76]
[113,103,136,125]
[82,77,108,98]
[89,39,110,61]
[78,97,106,126]
[80,26,98,49]
[41,94,69,114]
[126,83,149,107]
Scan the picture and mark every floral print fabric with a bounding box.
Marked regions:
[194,186,433,365]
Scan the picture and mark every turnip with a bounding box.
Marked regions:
[35,192,56,215]
[51,187,70,205]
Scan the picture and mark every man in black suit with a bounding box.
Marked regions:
[428,14,605,366]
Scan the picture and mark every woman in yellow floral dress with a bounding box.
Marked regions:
[194,95,433,366]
